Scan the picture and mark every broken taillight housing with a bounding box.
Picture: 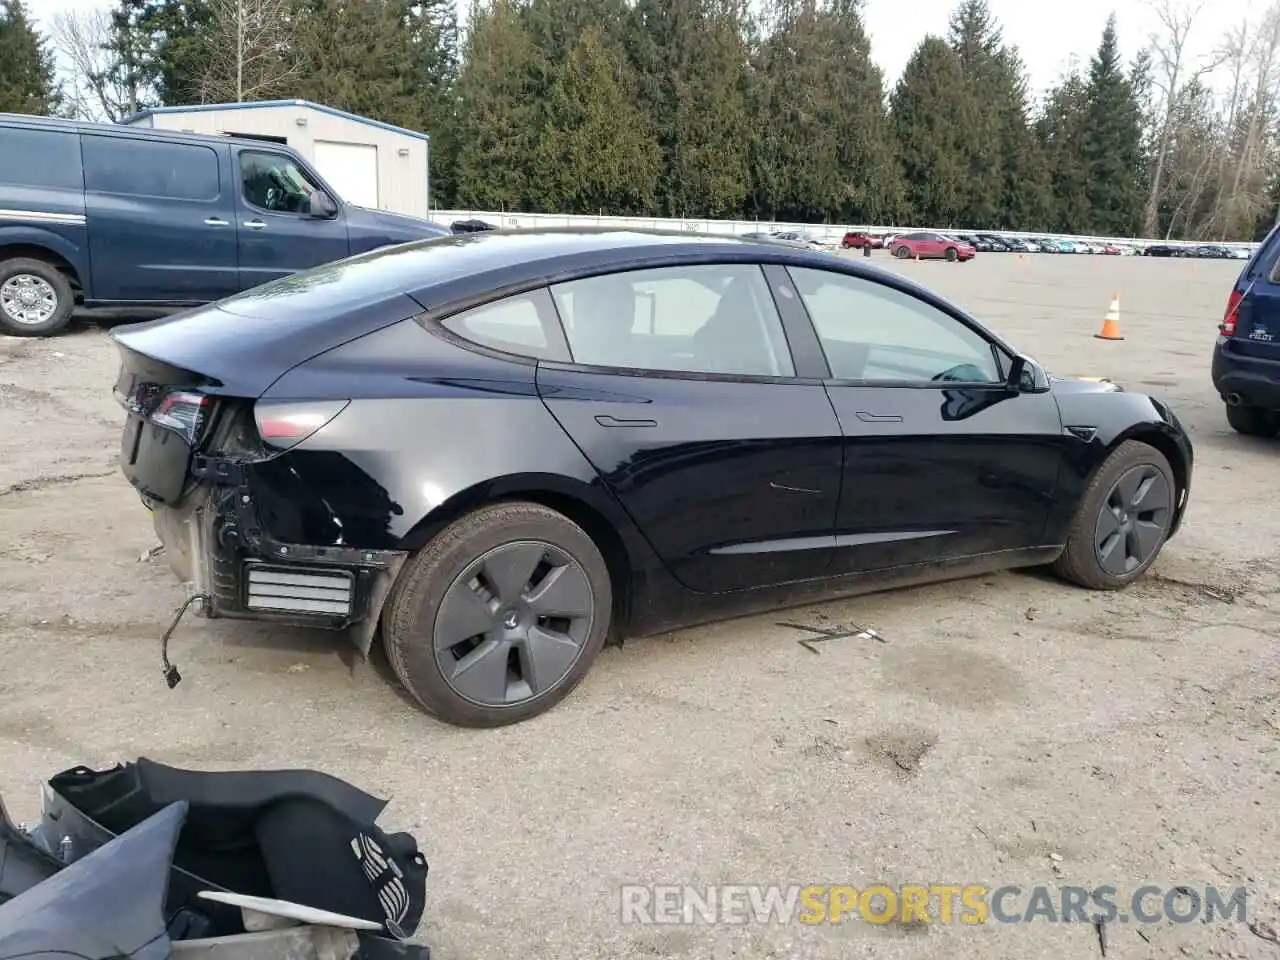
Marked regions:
[150,390,212,446]
[1221,289,1244,336]
[254,399,350,450]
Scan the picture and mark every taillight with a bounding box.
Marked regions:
[254,399,349,450]
[1221,289,1244,336]
[150,390,211,445]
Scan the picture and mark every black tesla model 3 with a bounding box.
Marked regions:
[111,229,1193,727]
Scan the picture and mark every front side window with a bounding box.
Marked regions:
[240,151,322,214]
[550,264,795,378]
[788,267,1003,384]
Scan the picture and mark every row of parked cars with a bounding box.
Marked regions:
[839,230,1253,259]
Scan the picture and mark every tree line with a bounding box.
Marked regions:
[3,0,1279,240]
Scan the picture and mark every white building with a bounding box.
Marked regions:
[124,99,431,216]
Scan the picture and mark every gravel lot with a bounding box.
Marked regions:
[1,251,1277,960]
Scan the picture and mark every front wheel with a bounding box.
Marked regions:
[944,247,958,262]
[1226,402,1280,437]
[1052,440,1176,590]
[382,501,613,727]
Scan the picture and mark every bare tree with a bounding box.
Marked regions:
[52,8,145,121]
[1225,0,1280,236]
[1142,0,1220,236]
[200,0,300,103]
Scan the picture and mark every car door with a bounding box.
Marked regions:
[776,265,1067,574]
[535,262,844,594]
[81,134,239,303]
[231,146,351,289]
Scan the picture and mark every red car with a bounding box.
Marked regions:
[840,231,884,250]
[889,232,976,262]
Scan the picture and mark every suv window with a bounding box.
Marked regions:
[550,264,794,377]
[82,136,220,200]
[240,151,324,215]
[788,267,1003,383]
[0,128,82,190]
[439,288,569,362]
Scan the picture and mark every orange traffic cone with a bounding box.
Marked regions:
[1096,294,1124,340]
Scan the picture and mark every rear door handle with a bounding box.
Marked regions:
[595,415,657,428]
[243,219,265,230]
[204,217,229,226]
[855,410,903,423]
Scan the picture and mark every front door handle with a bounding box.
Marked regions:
[855,410,903,423]
[243,219,266,230]
[204,217,229,226]
[595,415,657,428]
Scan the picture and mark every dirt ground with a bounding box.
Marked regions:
[1,251,1278,960]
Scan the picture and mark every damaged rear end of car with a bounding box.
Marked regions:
[110,247,440,654]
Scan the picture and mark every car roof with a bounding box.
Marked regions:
[348,227,917,302]
[0,111,301,152]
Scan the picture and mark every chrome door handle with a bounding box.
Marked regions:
[595,415,657,428]
[243,219,265,230]
[855,411,903,423]
[204,217,229,226]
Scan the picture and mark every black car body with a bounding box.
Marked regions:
[112,229,1194,726]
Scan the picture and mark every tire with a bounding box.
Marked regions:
[382,501,613,727]
[894,245,910,259]
[1052,440,1176,590]
[0,258,74,337]
[1225,402,1280,437]
[944,247,958,262]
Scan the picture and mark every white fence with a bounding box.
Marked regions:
[432,209,1254,252]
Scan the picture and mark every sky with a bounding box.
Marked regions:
[28,0,1257,102]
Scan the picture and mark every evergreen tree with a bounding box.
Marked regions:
[0,0,60,115]
[1038,67,1090,234]
[891,36,968,226]
[1078,15,1146,235]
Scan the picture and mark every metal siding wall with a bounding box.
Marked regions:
[139,106,428,216]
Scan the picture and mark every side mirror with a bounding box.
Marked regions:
[1006,354,1028,392]
[309,192,338,219]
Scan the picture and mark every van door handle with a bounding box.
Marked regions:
[855,410,903,423]
[243,219,266,230]
[204,217,229,226]
[595,415,657,428]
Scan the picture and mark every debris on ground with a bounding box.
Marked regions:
[778,620,888,653]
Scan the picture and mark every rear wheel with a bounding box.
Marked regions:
[382,501,612,727]
[1052,440,1176,590]
[1225,402,1280,438]
[0,258,74,337]
[894,245,910,259]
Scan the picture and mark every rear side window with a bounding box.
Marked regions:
[0,127,82,190]
[439,288,569,362]
[83,136,221,201]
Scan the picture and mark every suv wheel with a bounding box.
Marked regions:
[0,258,74,337]
[1225,402,1280,438]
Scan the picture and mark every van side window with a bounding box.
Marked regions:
[0,128,82,190]
[82,136,220,201]
[240,152,323,215]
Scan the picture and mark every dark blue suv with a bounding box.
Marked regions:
[1213,223,1280,436]
[0,113,450,337]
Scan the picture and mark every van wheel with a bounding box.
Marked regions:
[1225,402,1280,438]
[382,501,612,727]
[0,259,74,337]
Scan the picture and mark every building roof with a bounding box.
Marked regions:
[123,99,429,143]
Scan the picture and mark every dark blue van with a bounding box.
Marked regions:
[0,113,450,337]
[1213,223,1280,436]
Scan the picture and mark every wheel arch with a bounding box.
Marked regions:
[0,238,86,294]
[394,472,638,636]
